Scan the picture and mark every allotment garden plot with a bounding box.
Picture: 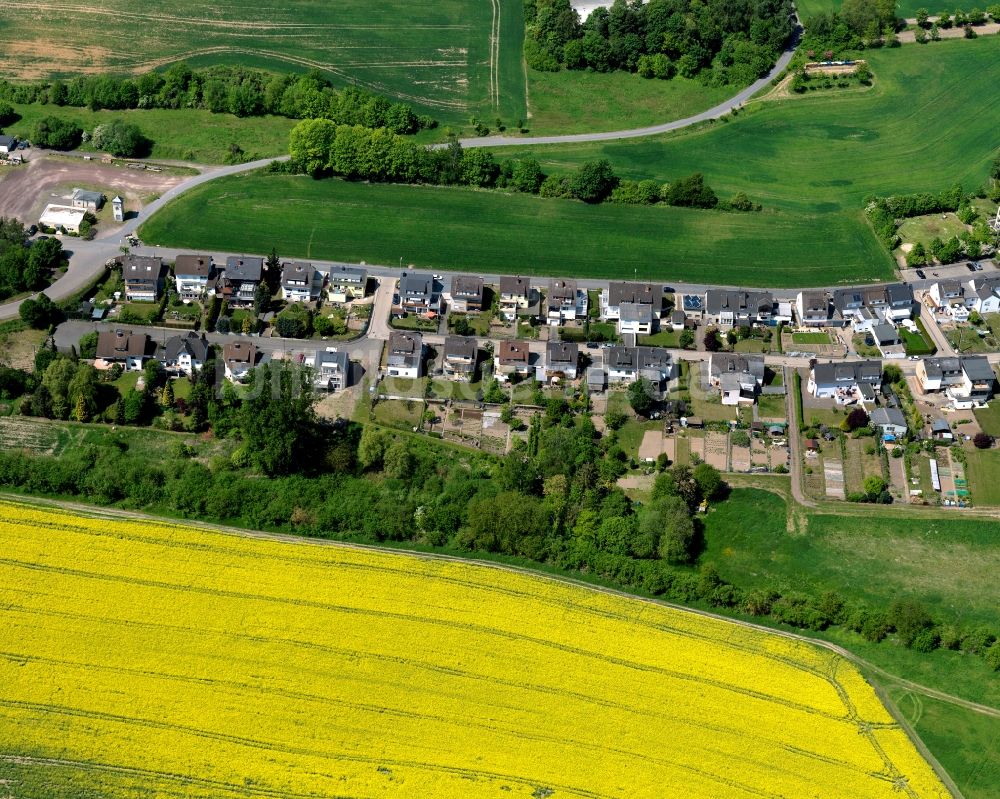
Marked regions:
[0,499,953,798]
[0,0,526,121]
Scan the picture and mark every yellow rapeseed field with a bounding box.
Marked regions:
[0,499,952,798]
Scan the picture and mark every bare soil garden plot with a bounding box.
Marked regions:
[703,431,729,471]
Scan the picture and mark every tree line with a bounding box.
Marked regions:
[0,63,434,133]
[524,0,793,86]
[0,218,64,302]
[0,360,997,674]
[286,119,757,210]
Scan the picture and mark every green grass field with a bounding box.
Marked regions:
[139,172,892,285]
[504,39,999,212]
[0,0,527,124]
[5,104,295,164]
[795,0,987,20]
[525,70,736,135]
[964,448,1000,505]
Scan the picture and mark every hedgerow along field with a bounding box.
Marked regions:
[0,0,527,124]
[0,499,953,799]
[139,172,893,286]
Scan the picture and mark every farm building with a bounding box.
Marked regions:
[39,204,86,234]
[0,135,17,154]
[70,188,104,212]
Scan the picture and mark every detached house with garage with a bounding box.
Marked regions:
[281,262,322,303]
[221,256,263,308]
[122,255,167,302]
[387,332,424,378]
[928,280,970,321]
[397,272,441,316]
[173,254,214,300]
[605,346,673,388]
[545,341,579,380]
[327,265,367,303]
[967,278,1000,315]
[158,332,209,376]
[601,282,659,323]
[95,329,151,371]
[834,283,913,328]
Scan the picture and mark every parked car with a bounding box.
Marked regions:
[26,224,37,236]
[973,262,984,271]
[915,269,926,279]
[966,262,977,272]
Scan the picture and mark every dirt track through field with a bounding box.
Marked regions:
[0,157,185,223]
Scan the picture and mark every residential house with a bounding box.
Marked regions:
[705,289,776,328]
[498,275,539,321]
[967,278,1000,315]
[619,301,656,335]
[870,407,907,440]
[494,340,533,382]
[70,188,104,212]
[387,332,423,378]
[122,254,167,302]
[173,254,214,300]
[916,356,994,408]
[281,262,322,303]
[450,275,485,313]
[546,279,587,325]
[605,346,672,387]
[327,265,367,303]
[871,323,905,359]
[545,341,579,380]
[681,294,705,321]
[158,332,209,376]
[928,280,969,321]
[305,348,350,391]
[221,256,264,308]
[708,352,765,405]
[95,329,151,371]
[796,291,832,326]
[397,271,441,316]
[601,281,660,322]
[442,336,478,380]
[807,360,883,402]
[834,283,913,328]
[223,341,258,382]
[0,135,17,155]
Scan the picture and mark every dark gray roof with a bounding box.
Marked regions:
[709,352,765,381]
[706,289,774,316]
[962,356,995,382]
[400,271,433,297]
[444,335,476,359]
[314,349,349,372]
[871,323,900,345]
[885,282,914,306]
[452,275,484,300]
[671,309,686,323]
[608,281,658,307]
[922,357,961,379]
[123,255,166,282]
[161,332,209,363]
[281,261,316,288]
[388,332,423,368]
[637,346,670,371]
[72,188,103,205]
[931,418,952,433]
[546,341,578,366]
[0,135,15,148]
[225,256,263,282]
[871,407,907,428]
[548,279,576,304]
[499,275,530,298]
[811,360,882,385]
[174,254,213,277]
[607,346,638,370]
[328,264,366,282]
[620,302,654,323]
